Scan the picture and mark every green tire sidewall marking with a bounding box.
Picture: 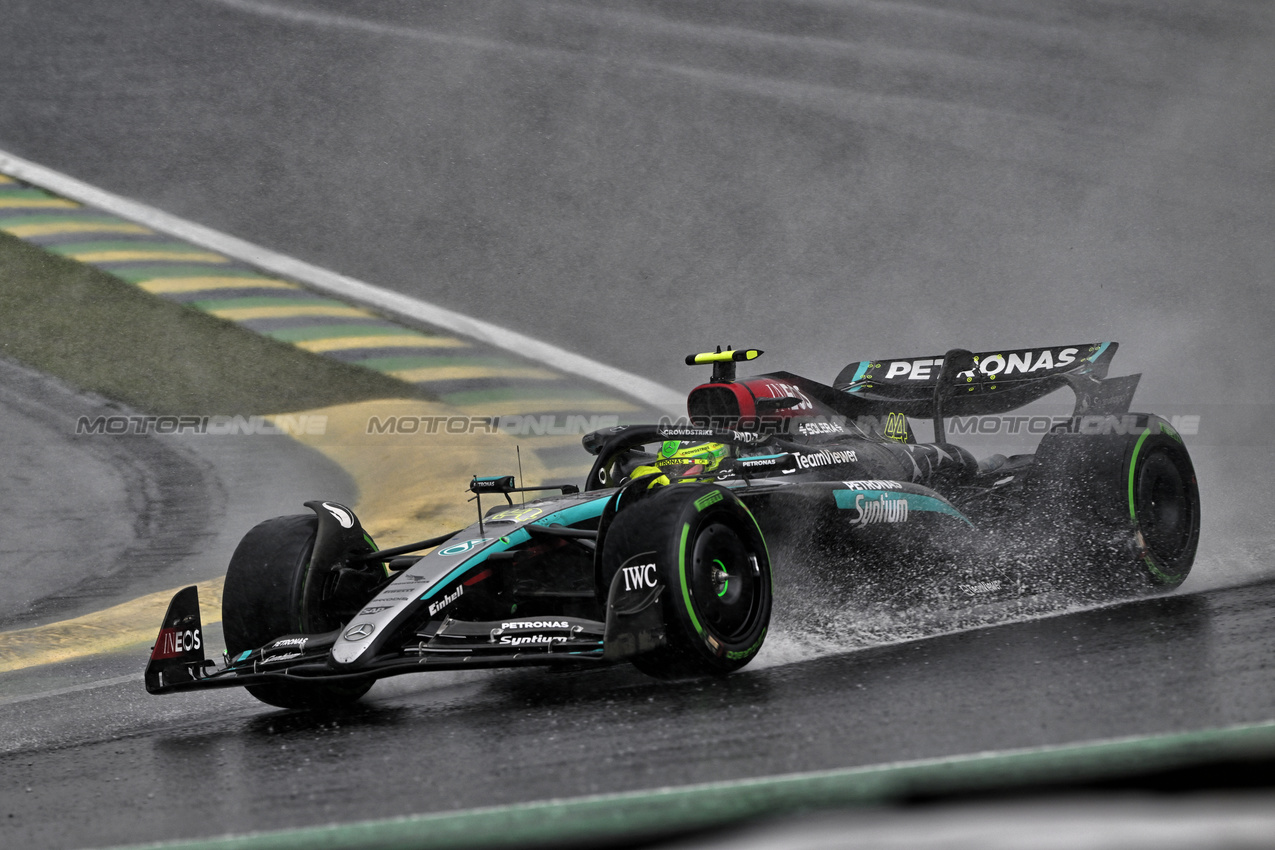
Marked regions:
[1146,559,1177,583]
[362,532,391,576]
[678,522,704,636]
[1126,428,1153,524]
[678,497,770,651]
[694,490,724,512]
[726,627,767,661]
[1125,423,1184,584]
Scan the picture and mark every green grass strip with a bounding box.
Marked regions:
[47,239,202,253]
[99,720,1275,850]
[355,354,531,371]
[188,295,350,310]
[0,232,428,414]
[267,324,423,342]
[112,266,268,282]
[0,213,128,226]
[440,384,615,406]
[0,187,69,200]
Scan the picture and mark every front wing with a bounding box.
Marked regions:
[144,569,666,695]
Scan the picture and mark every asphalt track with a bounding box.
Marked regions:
[0,355,360,641]
[1,1,1275,848]
[3,554,1275,848]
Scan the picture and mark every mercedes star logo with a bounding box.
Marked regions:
[344,622,375,640]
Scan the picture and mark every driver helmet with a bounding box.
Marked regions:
[629,440,728,484]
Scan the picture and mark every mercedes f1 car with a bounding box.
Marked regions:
[146,343,1199,709]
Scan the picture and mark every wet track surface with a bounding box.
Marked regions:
[0,357,360,631]
[1,1,1274,847]
[3,578,1275,849]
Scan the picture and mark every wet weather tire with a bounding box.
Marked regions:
[1028,415,1200,591]
[601,484,771,677]
[223,514,372,709]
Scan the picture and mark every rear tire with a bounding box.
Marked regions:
[1027,415,1200,592]
[223,514,373,709]
[600,484,772,677]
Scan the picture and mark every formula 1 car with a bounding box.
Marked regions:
[146,343,1199,709]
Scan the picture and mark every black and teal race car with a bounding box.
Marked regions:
[146,343,1200,709]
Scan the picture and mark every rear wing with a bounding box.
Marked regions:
[832,343,1138,418]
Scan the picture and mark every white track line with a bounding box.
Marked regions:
[0,148,684,413]
[0,673,142,706]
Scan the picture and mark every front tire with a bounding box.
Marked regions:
[223,514,373,709]
[601,484,772,677]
